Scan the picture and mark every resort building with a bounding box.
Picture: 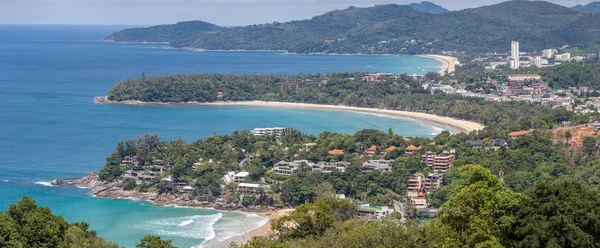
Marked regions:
[407,191,428,209]
[491,139,509,150]
[407,173,424,191]
[421,150,455,172]
[251,127,286,137]
[312,161,351,173]
[408,173,443,192]
[237,183,270,194]
[357,204,394,219]
[233,171,250,183]
[361,160,393,173]
[273,160,314,176]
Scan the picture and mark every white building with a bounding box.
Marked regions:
[233,171,250,183]
[542,49,555,59]
[273,160,314,176]
[251,127,286,137]
[510,41,520,69]
[312,161,351,173]
[237,183,270,194]
[555,53,571,62]
[361,160,393,173]
[533,56,542,67]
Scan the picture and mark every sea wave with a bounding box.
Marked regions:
[134,213,223,240]
[430,126,446,135]
[34,181,54,187]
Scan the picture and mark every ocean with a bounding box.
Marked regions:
[0,25,444,247]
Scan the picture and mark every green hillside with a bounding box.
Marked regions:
[105,1,600,54]
[103,20,223,43]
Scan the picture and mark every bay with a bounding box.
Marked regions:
[0,25,444,247]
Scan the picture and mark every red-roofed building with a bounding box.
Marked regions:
[328,149,345,155]
[508,129,534,139]
[384,146,397,153]
[365,145,377,155]
[405,145,421,155]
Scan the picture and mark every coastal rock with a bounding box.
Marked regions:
[52,173,279,213]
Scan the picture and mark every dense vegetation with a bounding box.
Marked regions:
[0,197,177,247]
[105,1,600,54]
[0,197,118,247]
[106,73,581,130]
[103,21,223,43]
[234,165,600,248]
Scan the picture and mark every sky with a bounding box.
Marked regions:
[0,0,595,26]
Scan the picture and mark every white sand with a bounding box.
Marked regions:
[197,101,484,133]
[419,54,461,75]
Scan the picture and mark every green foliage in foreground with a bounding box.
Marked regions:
[235,165,600,248]
[106,72,576,129]
[0,197,178,248]
[0,196,119,248]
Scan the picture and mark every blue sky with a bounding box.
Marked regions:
[0,0,593,26]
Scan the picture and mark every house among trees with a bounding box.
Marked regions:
[357,204,394,219]
[383,146,397,154]
[273,160,314,175]
[312,161,350,173]
[405,145,421,155]
[466,139,483,148]
[364,145,377,155]
[361,160,393,173]
[491,139,509,149]
[328,149,344,155]
[121,156,140,166]
[233,171,250,183]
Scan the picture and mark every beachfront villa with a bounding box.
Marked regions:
[237,183,270,194]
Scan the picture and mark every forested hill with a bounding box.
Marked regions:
[103,20,224,43]
[104,1,600,54]
[407,1,449,14]
[105,73,577,129]
[573,2,600,14]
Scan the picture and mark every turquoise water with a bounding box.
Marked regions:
[0,25,444,247]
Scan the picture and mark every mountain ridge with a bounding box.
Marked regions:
[104,0,600,54]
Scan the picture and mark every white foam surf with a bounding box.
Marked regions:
[34,181,54,187]
[134,213,223,241]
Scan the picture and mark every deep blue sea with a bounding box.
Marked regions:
[0,25,444,247]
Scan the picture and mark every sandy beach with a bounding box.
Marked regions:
[201,208,294,248]
[96,98,484,133]
[419,54,461,75]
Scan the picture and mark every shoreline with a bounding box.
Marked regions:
[100,40,455,74]
[51,174,289,248]
[418,54,461,75]
[200,209,294,248]
[95,98,484,133]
